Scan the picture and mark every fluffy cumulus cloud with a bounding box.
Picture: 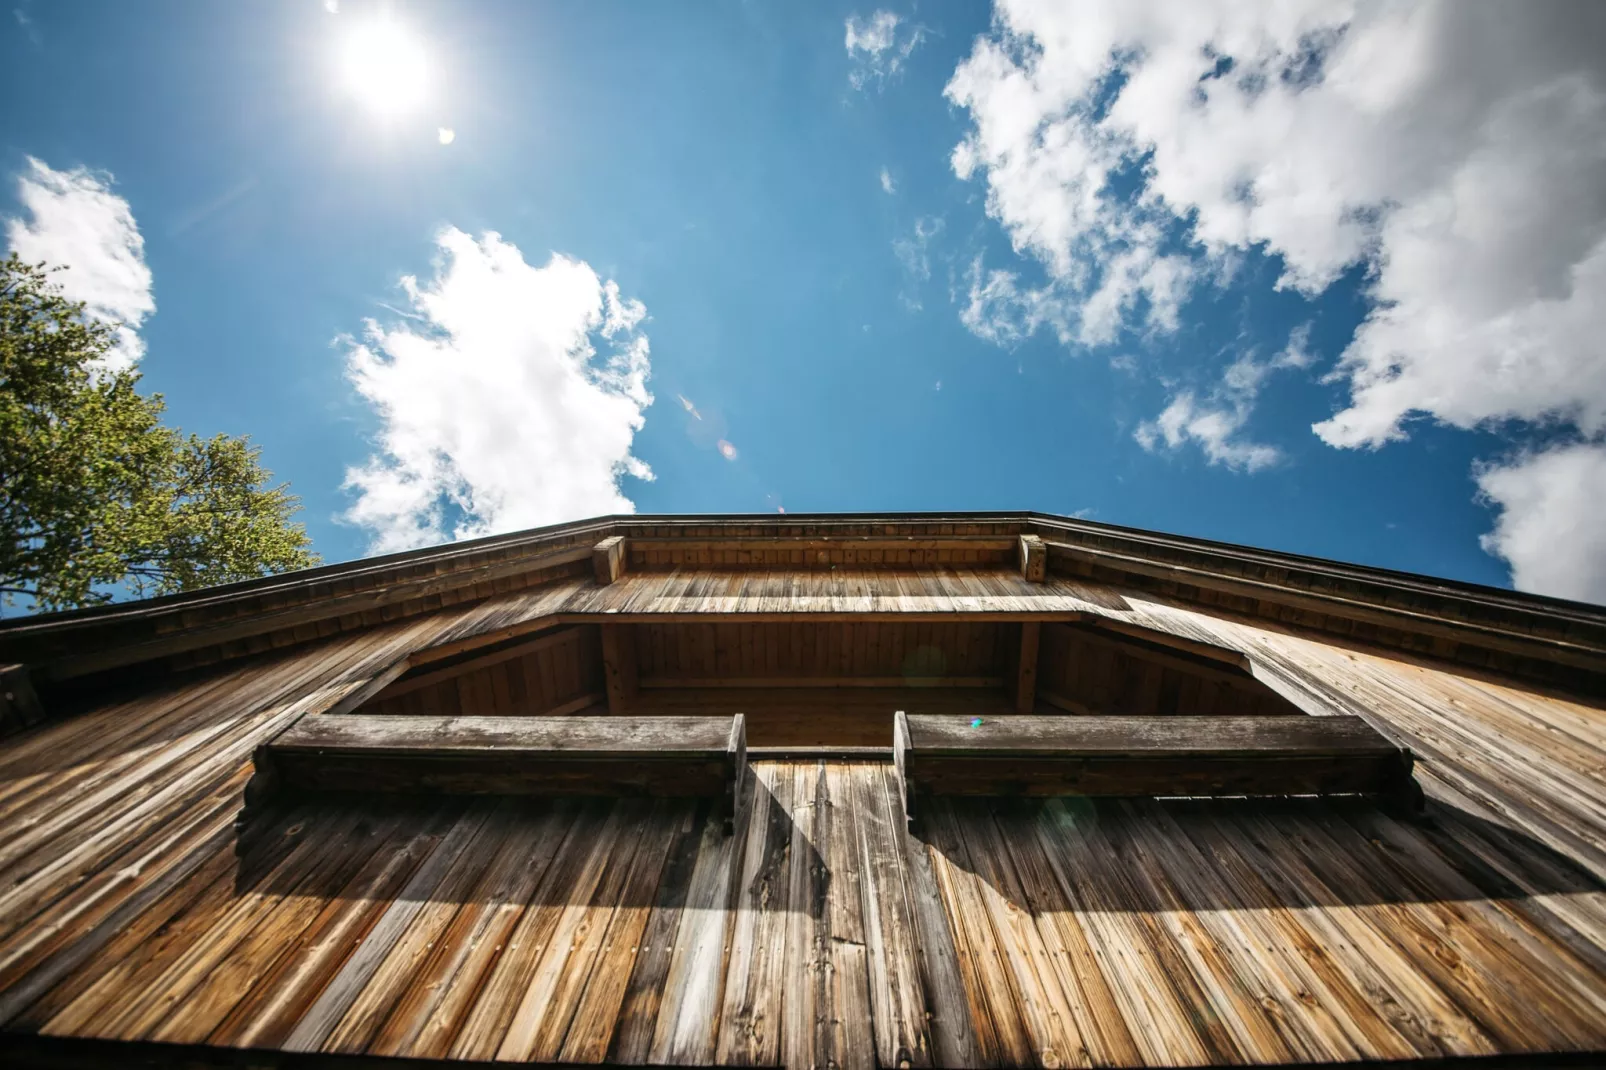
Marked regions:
[1476,444,1606,603]
[342,228,653,555]
[845,10,925,91]
[948,0,1606,597]
[6,157,154,372]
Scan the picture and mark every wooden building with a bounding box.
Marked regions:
[0,511,1603,1069]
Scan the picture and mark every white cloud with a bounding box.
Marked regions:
[1476,443,1606,603]
[879,167,896,194]
[845,10,925,91]
[949,1,1606,595]
[1136,392,1281,473]
[958,258,1068,348]
[1077,243,1196,346]
[342,227,653,555]
[1134,328,1305,472]
[893,216,944,309]
[6,157,154,373]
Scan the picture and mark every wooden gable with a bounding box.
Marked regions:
[0,512,1603,1068]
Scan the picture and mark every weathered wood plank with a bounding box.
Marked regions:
[445,803,611,1061]
[208,805,464,1051]
[646,796,742,1066]
[258,714,742,802]
[557,801,687,1063]
[715,762,794,1066]
[273,713,734,754]
[282,805,495,1053]
[822,765,875,1070]
[494,802,650,1061]
[920,800,1036,1068]
[992,800,1144,1067]
[905,714,1402,756]
[781,762,826,1070]
[607,802,707,1064]
[893,778,984,1068]
[950,801,1093,1068]
[852,763,934,1067]
[899,714,1417,816]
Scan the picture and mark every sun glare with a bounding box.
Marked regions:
[339,16,430,119]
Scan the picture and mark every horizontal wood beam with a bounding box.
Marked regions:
[637,676,1005,690]
[251,713,745,804]
[894,712,1421,824]
[627,537,1018,552]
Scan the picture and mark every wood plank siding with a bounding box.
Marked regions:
[1,567,1604,1066]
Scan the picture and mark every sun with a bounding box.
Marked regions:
[338,16,430,119]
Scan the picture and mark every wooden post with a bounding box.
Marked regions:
[1018,534,1046,583]
[724,713,747,836]
[893,710,916,829]
[593,535,627,586]
[599,624,638,714]
[1012,622,1041,714]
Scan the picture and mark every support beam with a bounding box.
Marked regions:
[592,535,627,586]
[1018,534,1047,582]
[895,713,1423,825]
[1012,622,1041,714]
[250,713,744,801]
[599,624,638,714]
[376,628,582,701]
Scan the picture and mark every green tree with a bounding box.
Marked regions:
[0,254,319,610]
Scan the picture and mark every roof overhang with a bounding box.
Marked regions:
[2,512,1603,697]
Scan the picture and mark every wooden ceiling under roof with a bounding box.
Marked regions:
[351,617,1317,747]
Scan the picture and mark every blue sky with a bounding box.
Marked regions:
[5,1,1606,602]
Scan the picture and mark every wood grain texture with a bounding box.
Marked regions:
[0,567,1601,1067]
[258,714,742,802]
[593,537,627,587]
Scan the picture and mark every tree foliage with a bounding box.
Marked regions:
[0,254,319,610]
